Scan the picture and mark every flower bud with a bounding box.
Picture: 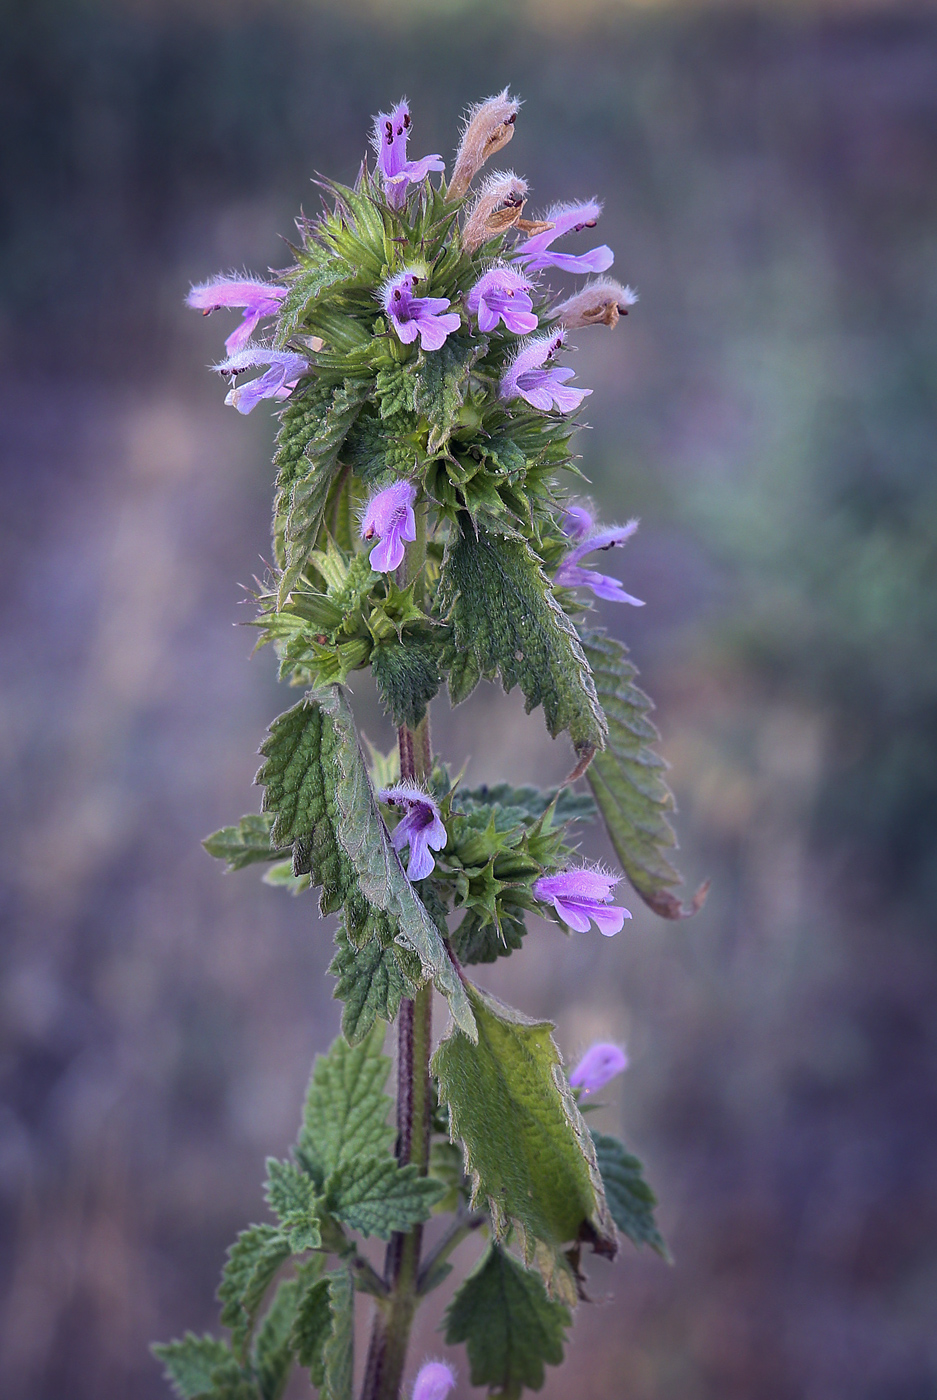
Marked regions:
[570,1042,629,1094]
[462,171,528,254]
[553,279,637,330]
[412,1360,456,1400]
[450,89,520,198]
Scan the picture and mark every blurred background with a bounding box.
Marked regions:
[2,0,936,1396]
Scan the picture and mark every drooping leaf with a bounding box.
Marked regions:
[321,1268,354,1400]
[371,636,442,729]
[579,628,707,919]
[218,1226,290,1362]
[413,337,484,453]
[289,1258,330,1383]
[297,1024,393,1188]
[324,1156,445,1239]
[263,1159,321,1253]
[253,1280,298,1400]
[591,1130,669,1260]
[152,1334,234,1400]
[444,1244,570,1399]
[203,814,284,871]
[432,984,616,1271]
[439,522,607,763]
[328,922,421,1044]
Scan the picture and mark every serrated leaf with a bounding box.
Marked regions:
[218,1226,290,1362]
[432,984,616,1269]
[322,1268,354,1400]
[253,1280,298,1400]
[458,782,597,826]
[152,1334,234,1400]
[289,1267,331,1384]
[439,521,607,762]
[196,1359,259,1400]
[449,905,527,965]
[371,637,441,728]
[263,1159,321,1252]
[203,814,284,871]
[256,689,476,1039]
[328,922,420,1043]
[413,337,483,453]
[297,1023,393,1187]
[591,1130,670,1259]
[325,1156,445,1239]
[273,380,370,603]
[444,1244,570,1399]
[579,628,707,919]
[276,258,354,344]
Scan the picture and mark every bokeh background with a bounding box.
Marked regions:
[2,1,937,1396]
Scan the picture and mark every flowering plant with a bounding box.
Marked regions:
[158,91,704,1400]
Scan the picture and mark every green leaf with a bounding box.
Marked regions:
[325,1156,445,1239]
[276,257,355,344]
[449,905,527,965]
[263,1159,322,1252]
[273,380,370,604]
[256,689,476,1039]
[297,1024,393,1188]
[591,1130,670,1259]
[203,814,284,871]
[328,922,421,1044]
[253,1280,298,1400]
[432,984,616,1268]
[439,522,607,763]
[192,1359,259,1400]
[289,1266,331,1384]
[371,636,442,729]
[579,628,707,919]
[444,1244,570,1399]
[321,1268,354,1400]
[458,782,597,827]
[413,337,483,454]
[218,1226,290,1362]
[152,1334,234,1399]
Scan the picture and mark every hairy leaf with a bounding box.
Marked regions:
[218,1226,290,1362]
[203,814,284,871]
[321,1269,354,1400]
[413,337,483,453]
[289,1260,330,1382]
[444,1244,570,1399]
[325,1156,444,1239]
[328,923,421,1044]
[449,905,527,965]
[371,637,441,729]
[152,1334,234,1400]
[579,628,706,918]
[263,1159,321,1252]
[297,1024,393,1188]
[257,690,475,1039]
[458,782,597,826]
[432,984,616,1268]
[439,522,606,762]
[591,1130,669,1259]
[253,1280,298,1400]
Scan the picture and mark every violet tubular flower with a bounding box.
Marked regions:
[372,99,445,209]
[382,270,461,352]
[570,1042,629,1095]
[213,347,308,415]
[555,516,645,606]
[499,329,591,414]
[360,480,418,573]
[515,198,614,276]
[186,276,287,355]
[378,784,447,881]
[533,867,631,936]
[467,265,538,335]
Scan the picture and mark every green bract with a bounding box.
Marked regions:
[160,90,698,1400]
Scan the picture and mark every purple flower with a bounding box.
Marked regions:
[186,276,287,354]
[411,1361,456,1400]
[570,1042,629,1095]
[533,867,631,936]
[466,266,538,335]
[371,99,445,209]
[360,480,418,573]
[515,199,614,276]
[499,330,591,414]
[213,346,308,415]
[382,270,461,352]
[554,517,644,606]
[378,784,447,881]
